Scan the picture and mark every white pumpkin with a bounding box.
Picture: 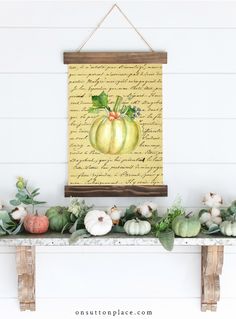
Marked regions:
[107,205,124,225]
[137,202,157,218]
[84,210,112,236]
[220,221,236,237]
[124,219,151,236]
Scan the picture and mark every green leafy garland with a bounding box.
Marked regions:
[1,177,236,251]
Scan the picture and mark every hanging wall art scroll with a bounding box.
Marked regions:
[64,6,168,197]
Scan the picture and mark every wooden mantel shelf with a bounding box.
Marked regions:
[0,233,230,312]
[0,232,234,246]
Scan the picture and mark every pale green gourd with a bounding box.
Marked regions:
[172,214,201,238]
[220,220,236,237]
[124,219,151,236]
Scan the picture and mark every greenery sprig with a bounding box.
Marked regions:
[10,177,46,214]
[154,197,185,251]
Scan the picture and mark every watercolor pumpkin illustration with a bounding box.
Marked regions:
[88,92,141,155]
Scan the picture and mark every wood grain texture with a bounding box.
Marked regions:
[64,185,168,197]
[16,246,35,311]
[201,246,224,312]
[63,52,167,64]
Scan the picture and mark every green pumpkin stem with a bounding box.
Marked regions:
[113,96,123,112]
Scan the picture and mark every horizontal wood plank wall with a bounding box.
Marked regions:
[1,1,236,317]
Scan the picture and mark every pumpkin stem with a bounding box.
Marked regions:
[185,211,193,218]
[98,217,104,222]
[113,96,123,112]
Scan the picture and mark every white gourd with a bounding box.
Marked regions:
[220,221,236,237]
[124,219,151,236]
[199,212,211,224]
[84,210,112,236]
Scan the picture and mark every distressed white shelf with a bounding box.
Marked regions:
[0,232,234,246]
[0,233,232,312]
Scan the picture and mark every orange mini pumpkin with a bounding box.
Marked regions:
[24,214,49,234]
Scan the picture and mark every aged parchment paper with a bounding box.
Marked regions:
[68,64,163,185]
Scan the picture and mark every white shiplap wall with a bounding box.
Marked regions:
[1,1,236,317]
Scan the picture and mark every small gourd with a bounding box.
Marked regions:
[24,213,49,234]
[220,220,236,237]
[124,218,151,236]
[172,213,201,237]
[84,210,112,236]
[46,206,71,232]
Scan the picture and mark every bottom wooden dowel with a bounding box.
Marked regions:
[201,245,224,312]
[16,246,35,311]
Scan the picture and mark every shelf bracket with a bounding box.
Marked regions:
[16,246,36,311]
[201,245,224,311]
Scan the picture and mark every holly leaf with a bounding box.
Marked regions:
[92,91,108,107]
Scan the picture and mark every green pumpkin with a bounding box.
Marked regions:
[89,115,141,155]
[45,206,71,232]
[172,215,201,237]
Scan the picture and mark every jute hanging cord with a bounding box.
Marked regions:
[77,3,154,52]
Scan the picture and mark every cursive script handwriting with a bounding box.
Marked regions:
[68,64,163,185]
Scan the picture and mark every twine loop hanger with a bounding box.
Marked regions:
[77,3,154,52]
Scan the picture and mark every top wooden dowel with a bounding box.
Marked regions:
[63,52,168,64]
